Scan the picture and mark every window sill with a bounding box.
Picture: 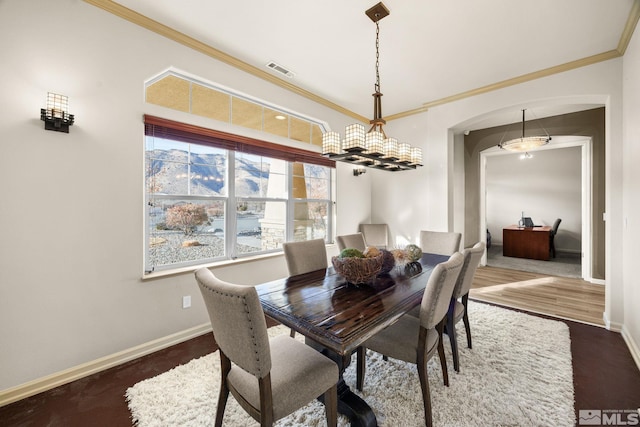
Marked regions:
[141,251,285,281]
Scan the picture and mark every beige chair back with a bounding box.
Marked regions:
[336,232,367,252]
[453,242,485,299]
[419,252,464,330]
[359,224,389,249]
[195,267,271,378]
[419,230,461,256]
[283,238,328,276]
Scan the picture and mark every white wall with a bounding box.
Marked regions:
[0,0,369,391]
[371,57,626,329]
[622,14,640,367]
[486,147,582,252]
[1,0,638,395]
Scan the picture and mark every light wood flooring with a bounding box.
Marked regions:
[470,265,605,326]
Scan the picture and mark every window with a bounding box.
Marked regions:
[145,116,334,273]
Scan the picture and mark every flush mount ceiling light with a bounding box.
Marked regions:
[498,109,551,154]
[322,2,422,172]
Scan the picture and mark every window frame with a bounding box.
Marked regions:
[144,116,334,273]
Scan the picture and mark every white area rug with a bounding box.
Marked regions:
[126,301,575,426]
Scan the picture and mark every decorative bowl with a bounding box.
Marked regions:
[332,254,383,285]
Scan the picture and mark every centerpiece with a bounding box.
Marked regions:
[332,246,384,285]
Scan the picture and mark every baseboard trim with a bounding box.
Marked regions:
[603,312,623,332]
[0,323,212,408]
[621,326,640,372]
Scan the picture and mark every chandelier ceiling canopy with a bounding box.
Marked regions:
[322,2,422,172]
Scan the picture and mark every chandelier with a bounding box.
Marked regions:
[322,2,422,172]
[498,109,551,153]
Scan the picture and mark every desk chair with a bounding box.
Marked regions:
[355,252,464,427]
[195,268,338,427]
[550,218,561,258]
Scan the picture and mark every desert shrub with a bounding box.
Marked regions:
[166,204,209,235]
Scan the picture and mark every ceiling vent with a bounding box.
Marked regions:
[266,61,295,78]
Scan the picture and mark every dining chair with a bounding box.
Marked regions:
[403,230,462,319]
[336,232,367,252]
[445,241,485,372]
[282,238,328,337]
[282,238,328,276]
[359,224,389,249]
[419,230,461,256]
[355,252,464,427]
[195,267,339,427]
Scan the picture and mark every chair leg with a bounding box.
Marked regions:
[446,310,460,373]
[462,294,472,349]
[436,320,449,387]
[289,328,296,338]
[417,328,434,427]
[215,383,229,427]
[356,346,366,391]
[324,384,338,427]
[216,353,232,427]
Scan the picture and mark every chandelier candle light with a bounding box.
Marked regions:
[498,109,551,154]
[322,2,422,172]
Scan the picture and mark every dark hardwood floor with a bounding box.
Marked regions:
[2,307,639,426]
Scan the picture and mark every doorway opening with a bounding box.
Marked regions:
[479,136,593,281]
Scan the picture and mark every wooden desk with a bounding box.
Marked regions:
[256,253,449,427]
[503,225,552,261]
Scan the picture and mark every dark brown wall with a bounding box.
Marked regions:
[463,107,605,279]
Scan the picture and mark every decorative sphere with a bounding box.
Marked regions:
[363,246,381,258]
[379,249,396,274]
[405,244,423,262]
[391,249,407,264]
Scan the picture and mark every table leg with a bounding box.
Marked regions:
[306,338,377,427]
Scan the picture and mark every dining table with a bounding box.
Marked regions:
[256,252,450,427]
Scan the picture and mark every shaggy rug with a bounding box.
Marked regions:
[126,301,575,426]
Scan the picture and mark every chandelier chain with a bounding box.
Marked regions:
[375,20,380,93]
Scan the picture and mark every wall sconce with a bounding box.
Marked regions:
[353,168,367,177]
[40,93,74,133]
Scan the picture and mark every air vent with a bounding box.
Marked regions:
[266,61,295,78]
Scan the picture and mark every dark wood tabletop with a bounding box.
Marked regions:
[257,253,450,356]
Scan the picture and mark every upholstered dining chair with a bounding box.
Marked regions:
[403,230,462,319]
[355,252,464,427]
[336,232,367,252]
[195,267,339,427]
[550,218,562,258]
[282,238,328,337]
[445,241,485,372]
[419,230,461,256]
[359,224,389,249]
[282,238,328,276]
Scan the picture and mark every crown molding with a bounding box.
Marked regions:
[84,0,639,123]
[618,0,640,54]
[415,50,622,113]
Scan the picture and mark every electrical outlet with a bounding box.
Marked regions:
[182,295,191,309]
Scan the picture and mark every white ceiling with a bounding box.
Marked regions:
[113,0,636,131]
